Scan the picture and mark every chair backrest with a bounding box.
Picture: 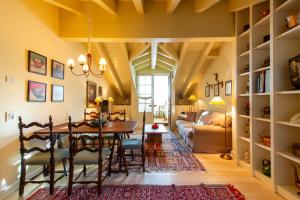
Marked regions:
[141,111,146,146]
[18,116,55,163]
[68,115,103,160]
[108,109,126,121]
[84,109,99,122]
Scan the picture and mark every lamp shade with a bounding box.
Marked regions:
[209,97,226,106]
[188,95,197,101]
[108,97,114,102]
[95,96,102,103]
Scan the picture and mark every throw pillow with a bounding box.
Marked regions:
[197,110,213,125]
[185,112,196,122]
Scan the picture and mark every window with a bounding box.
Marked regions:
[137,76,152,112]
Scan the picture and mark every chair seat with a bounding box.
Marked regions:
[73,147,111,165]
[25,149,69,165]
[122,138,142,149]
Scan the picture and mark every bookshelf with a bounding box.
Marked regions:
[235,0,300,199]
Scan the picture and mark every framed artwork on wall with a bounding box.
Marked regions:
[51,85,64,102]
[98,86,102,97]
[27,81,47,102]
[225,80,232,96]
[28,51,47,75]
[86,81,97,108]
[51,60,64,79]
[213,84,219,96]
[205,86,210,97]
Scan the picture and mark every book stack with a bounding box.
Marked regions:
[256,69,270,93]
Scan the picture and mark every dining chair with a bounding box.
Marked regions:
[18,116,68,196]
[121,110,146,172]
[67,115,110,196]
[83,109,100,147]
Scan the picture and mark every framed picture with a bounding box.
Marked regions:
[205,86,210,97]
[28,51,47,75]
[51,85,64,102]
[51,60,64,79]
[86,81,97,108]
[225,80,232,96]
[213,84,219,96]
[27,81,47,102]
[98,86,102,97]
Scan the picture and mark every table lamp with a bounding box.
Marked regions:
[94,96,102,112]
[209,97,232,160]
[188,94,197,112]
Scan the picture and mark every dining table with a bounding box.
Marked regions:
[33,120,138,175]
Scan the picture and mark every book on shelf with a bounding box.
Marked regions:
[265,69,270,93]
[256,70,270,93]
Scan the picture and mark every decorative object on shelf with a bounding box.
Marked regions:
[262,57,270,68]
[243,120,250,138]
[213,84,219,96]
[292,143,300,158]
[289,112,300,124]
[225,80,232,96]
[209,97,232,160]
[27,81,47,102]
[245,81,250,94]
[28,50,47,75]
[288,54,300,89]
[292,164,300,195]
[256,71,266,93]
[263,34,270,43]
[86,81,97,108]
[260,131,271,147]
[262,159,271,177]
[243,24,250,32]
[261,9,270,17]
[244,64,250,72]
[67,1,107,78]
[51,60,64,79]
[244,149,250,164]
[51,85,64,102]
[286,13,300,29]
[262,106,270,118]
[265,69,270,93]
[244,102,250,115]
[205,85,210,97]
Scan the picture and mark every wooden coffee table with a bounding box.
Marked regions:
[145,124,168,143]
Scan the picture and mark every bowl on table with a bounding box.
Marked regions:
[89,119,107,127]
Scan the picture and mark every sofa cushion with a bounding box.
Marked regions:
[175,120,192,127]
[211,112,232,128]
[197,110,213,125]
[185,112,196,122]
[182,127,194,138]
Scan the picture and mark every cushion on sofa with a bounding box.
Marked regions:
[197,110,213,125]
[175,120,192,127]
[211,112,232,128]
[182,127,194,138]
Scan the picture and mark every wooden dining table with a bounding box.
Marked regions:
[33,120,138,175]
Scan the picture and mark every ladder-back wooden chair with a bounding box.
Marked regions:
[68,115,110,196]
[121,110,146,172]
[18,116,68,196]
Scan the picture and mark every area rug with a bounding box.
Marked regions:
[27,184,245,200]
[112,132,206,172]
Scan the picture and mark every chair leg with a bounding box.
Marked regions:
[62,159,68,176]
[68,160,74,196]
[83,165,87,176]
[121,148,128,176]
[19,163,26,196]
[108,136,116,176]
[118,146,122,171]
[142,148,145,172]
[131,150,134,160]
[49,162,55,195]
[98,158,102,196]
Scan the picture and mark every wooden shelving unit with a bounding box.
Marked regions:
[236,0,300,199]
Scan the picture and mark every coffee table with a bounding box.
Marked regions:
[145,124,168,143]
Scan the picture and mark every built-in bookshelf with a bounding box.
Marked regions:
[235,0,300,199]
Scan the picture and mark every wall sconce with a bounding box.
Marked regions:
[213,73,224,88]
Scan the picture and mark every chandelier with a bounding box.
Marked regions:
[67,0,107,78]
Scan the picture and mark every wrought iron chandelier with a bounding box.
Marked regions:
[67,0,106,78]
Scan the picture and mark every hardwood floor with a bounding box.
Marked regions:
[6,153,284,200]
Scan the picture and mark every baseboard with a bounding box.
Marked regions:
[0,167,42,200]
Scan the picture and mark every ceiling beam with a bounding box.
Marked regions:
[132,54,151,66]
[43,0,82,15]
[173,42,189,84]
[129,43,151,63]
[135,61,151,71]
[182,42,214,97]
[166,0,181,14]
[157,54,176,66]
[156,61,173,71]
[133,58,151,67]
[194,0,221,12]
[151,42,158,69]
[119,43,136,89]
[94,43,124,97]
[132,0,144,15]
[158,44,179,62]
[92,0,117,15]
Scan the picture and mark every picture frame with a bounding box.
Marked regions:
[98,86,102,97]
[51,60,64,79]
[205,86,210,97]
[27,81,47,102]
[225,80,232,96]
[213,84,219,96]
[28,51,47,75]
[51,85,64,102]
[86,81,97,108]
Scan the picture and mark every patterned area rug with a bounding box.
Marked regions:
[112,132,206,172]
[27,184,245,200]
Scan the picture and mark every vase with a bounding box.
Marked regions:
[289,55,300,89]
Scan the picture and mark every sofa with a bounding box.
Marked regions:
[175,110,232,153]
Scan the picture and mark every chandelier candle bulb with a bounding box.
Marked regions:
[78,54,86,64]
[82,64,89,72]
[67,59,74,67]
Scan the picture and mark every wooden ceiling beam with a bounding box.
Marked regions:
[43,0,82,15]
[166,0,181,14]
[158,44,179,62]
[92,0,117,15]
[119,42,136,89]
[173,42,189,84]
[135,61,151,71]
[94,43,125,97]
[194,0,221,12]
[156,61,173,71]
[151,42,158,69]
[132,0,144,15]
[133,57,151,67]
[129,43,151,63]
[157,54,176,66]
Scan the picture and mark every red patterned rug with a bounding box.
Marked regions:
[112,132,206,172]
[27,184,245,200]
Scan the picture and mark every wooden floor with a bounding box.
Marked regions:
[6,153,284,200]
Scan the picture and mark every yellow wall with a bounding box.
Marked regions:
[0,0,112,196]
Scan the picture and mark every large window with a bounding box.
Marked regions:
[137,76,152,112]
